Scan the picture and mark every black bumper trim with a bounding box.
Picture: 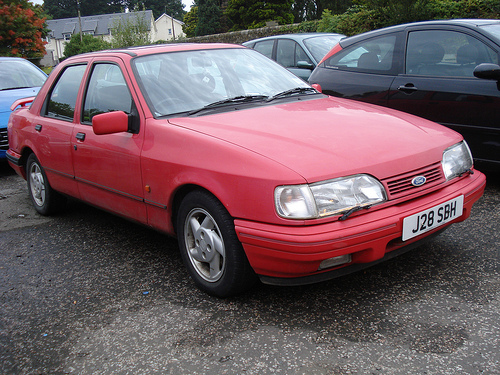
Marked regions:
[258,228,447,287]
[6,152,21,166]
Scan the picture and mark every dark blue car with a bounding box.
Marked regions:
[309,19,500,172]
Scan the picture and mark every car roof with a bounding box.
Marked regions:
[340,19,500,47]
[0,57,30,62]
[64,43,246,61]
[243,33,345,45]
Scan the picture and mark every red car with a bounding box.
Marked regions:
[7,44,486,297]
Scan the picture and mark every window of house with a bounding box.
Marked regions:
[63,33,72,41]
[46,64,86,121]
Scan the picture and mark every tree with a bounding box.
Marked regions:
[225,0,294,31]
[183,6,198,37]
[63,33,111,58]
[125,0,185,19]
[196,0,222,36]
[43,0,124,19]
[111,10,151,48]
[0,0,48,59]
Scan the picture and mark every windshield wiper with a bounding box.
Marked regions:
[188,95,268,116]
[266,87,318,102]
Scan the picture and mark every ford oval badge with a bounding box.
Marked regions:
[411,176,426,187]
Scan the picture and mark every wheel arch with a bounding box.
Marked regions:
[171,184,226,236]
[17,146,35,179]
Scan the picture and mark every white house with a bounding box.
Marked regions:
[42,10,185,66]
[154,13,185,42]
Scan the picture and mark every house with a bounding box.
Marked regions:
[42,10,185,66]
[154,13,185,42]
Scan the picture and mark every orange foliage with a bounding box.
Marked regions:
[0,0,47,58]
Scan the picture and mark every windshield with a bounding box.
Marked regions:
[480,24,500,42]
[132,48,309,117]
[0,59,47,91]
[304,35,343,62]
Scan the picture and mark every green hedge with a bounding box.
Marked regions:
[176,0,498,44]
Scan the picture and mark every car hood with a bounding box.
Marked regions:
[168,97,462,182]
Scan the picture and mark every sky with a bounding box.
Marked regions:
[29,0,194,12]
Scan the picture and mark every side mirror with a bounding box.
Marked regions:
[311,83,322,93]
[92,111,129,135]
[473,63,500,81]
[297,61,315,70]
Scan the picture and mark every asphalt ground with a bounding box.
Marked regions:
[0,160,499,375]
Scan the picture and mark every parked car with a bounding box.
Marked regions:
[7,44,485,297]
[243,33,344,80]
[309,19,500,172]
[0,57,47,159]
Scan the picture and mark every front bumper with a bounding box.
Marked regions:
[235,171,486,285]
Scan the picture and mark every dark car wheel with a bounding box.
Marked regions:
[26,153,66,215]
[177,190,257,297]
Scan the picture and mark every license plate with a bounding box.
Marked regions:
[402,195,464,241]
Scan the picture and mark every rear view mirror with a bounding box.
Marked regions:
[473,63,500,81]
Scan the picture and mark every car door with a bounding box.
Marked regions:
[388,28,500,168]
[35,63,88,198]
[275,39,314,80]
[312,33,401,105]
[71,58,147,223]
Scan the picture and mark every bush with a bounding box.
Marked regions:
[63,34,111,58]
[317,0,499,37]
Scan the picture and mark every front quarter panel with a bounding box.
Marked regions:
[140,118,305,233]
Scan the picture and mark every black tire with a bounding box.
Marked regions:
[177,190,257,297]
[26,153,66,215]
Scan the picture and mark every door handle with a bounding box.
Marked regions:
[35,124,42,132]
[75,132,86,141]
[397,84,418,94]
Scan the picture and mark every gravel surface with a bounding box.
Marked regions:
[1,161,499,375]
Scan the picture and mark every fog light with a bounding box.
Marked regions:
[318,254,352,270]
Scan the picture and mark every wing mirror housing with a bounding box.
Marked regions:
[311,83,322,93]
[297,61,315,70]
[92,111,130,135]
[473,63,500,81]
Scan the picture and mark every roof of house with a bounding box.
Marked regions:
[155,13,184,25]
[46,10,153,39]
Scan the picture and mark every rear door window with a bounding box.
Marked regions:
[324,35,397,73]
[45,65,86,121]
[253,40,274,59]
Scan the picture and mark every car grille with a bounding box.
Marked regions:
[383,162,444,199]
[0,129,8,150]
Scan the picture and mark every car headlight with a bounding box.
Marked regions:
[442,141,473,181]
[275,174,387,219]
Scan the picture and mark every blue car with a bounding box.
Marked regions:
[243,33,345,81]
[0,57,47,159]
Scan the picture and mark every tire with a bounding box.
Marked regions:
[177,190,257,297]
[26,153,66,215]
